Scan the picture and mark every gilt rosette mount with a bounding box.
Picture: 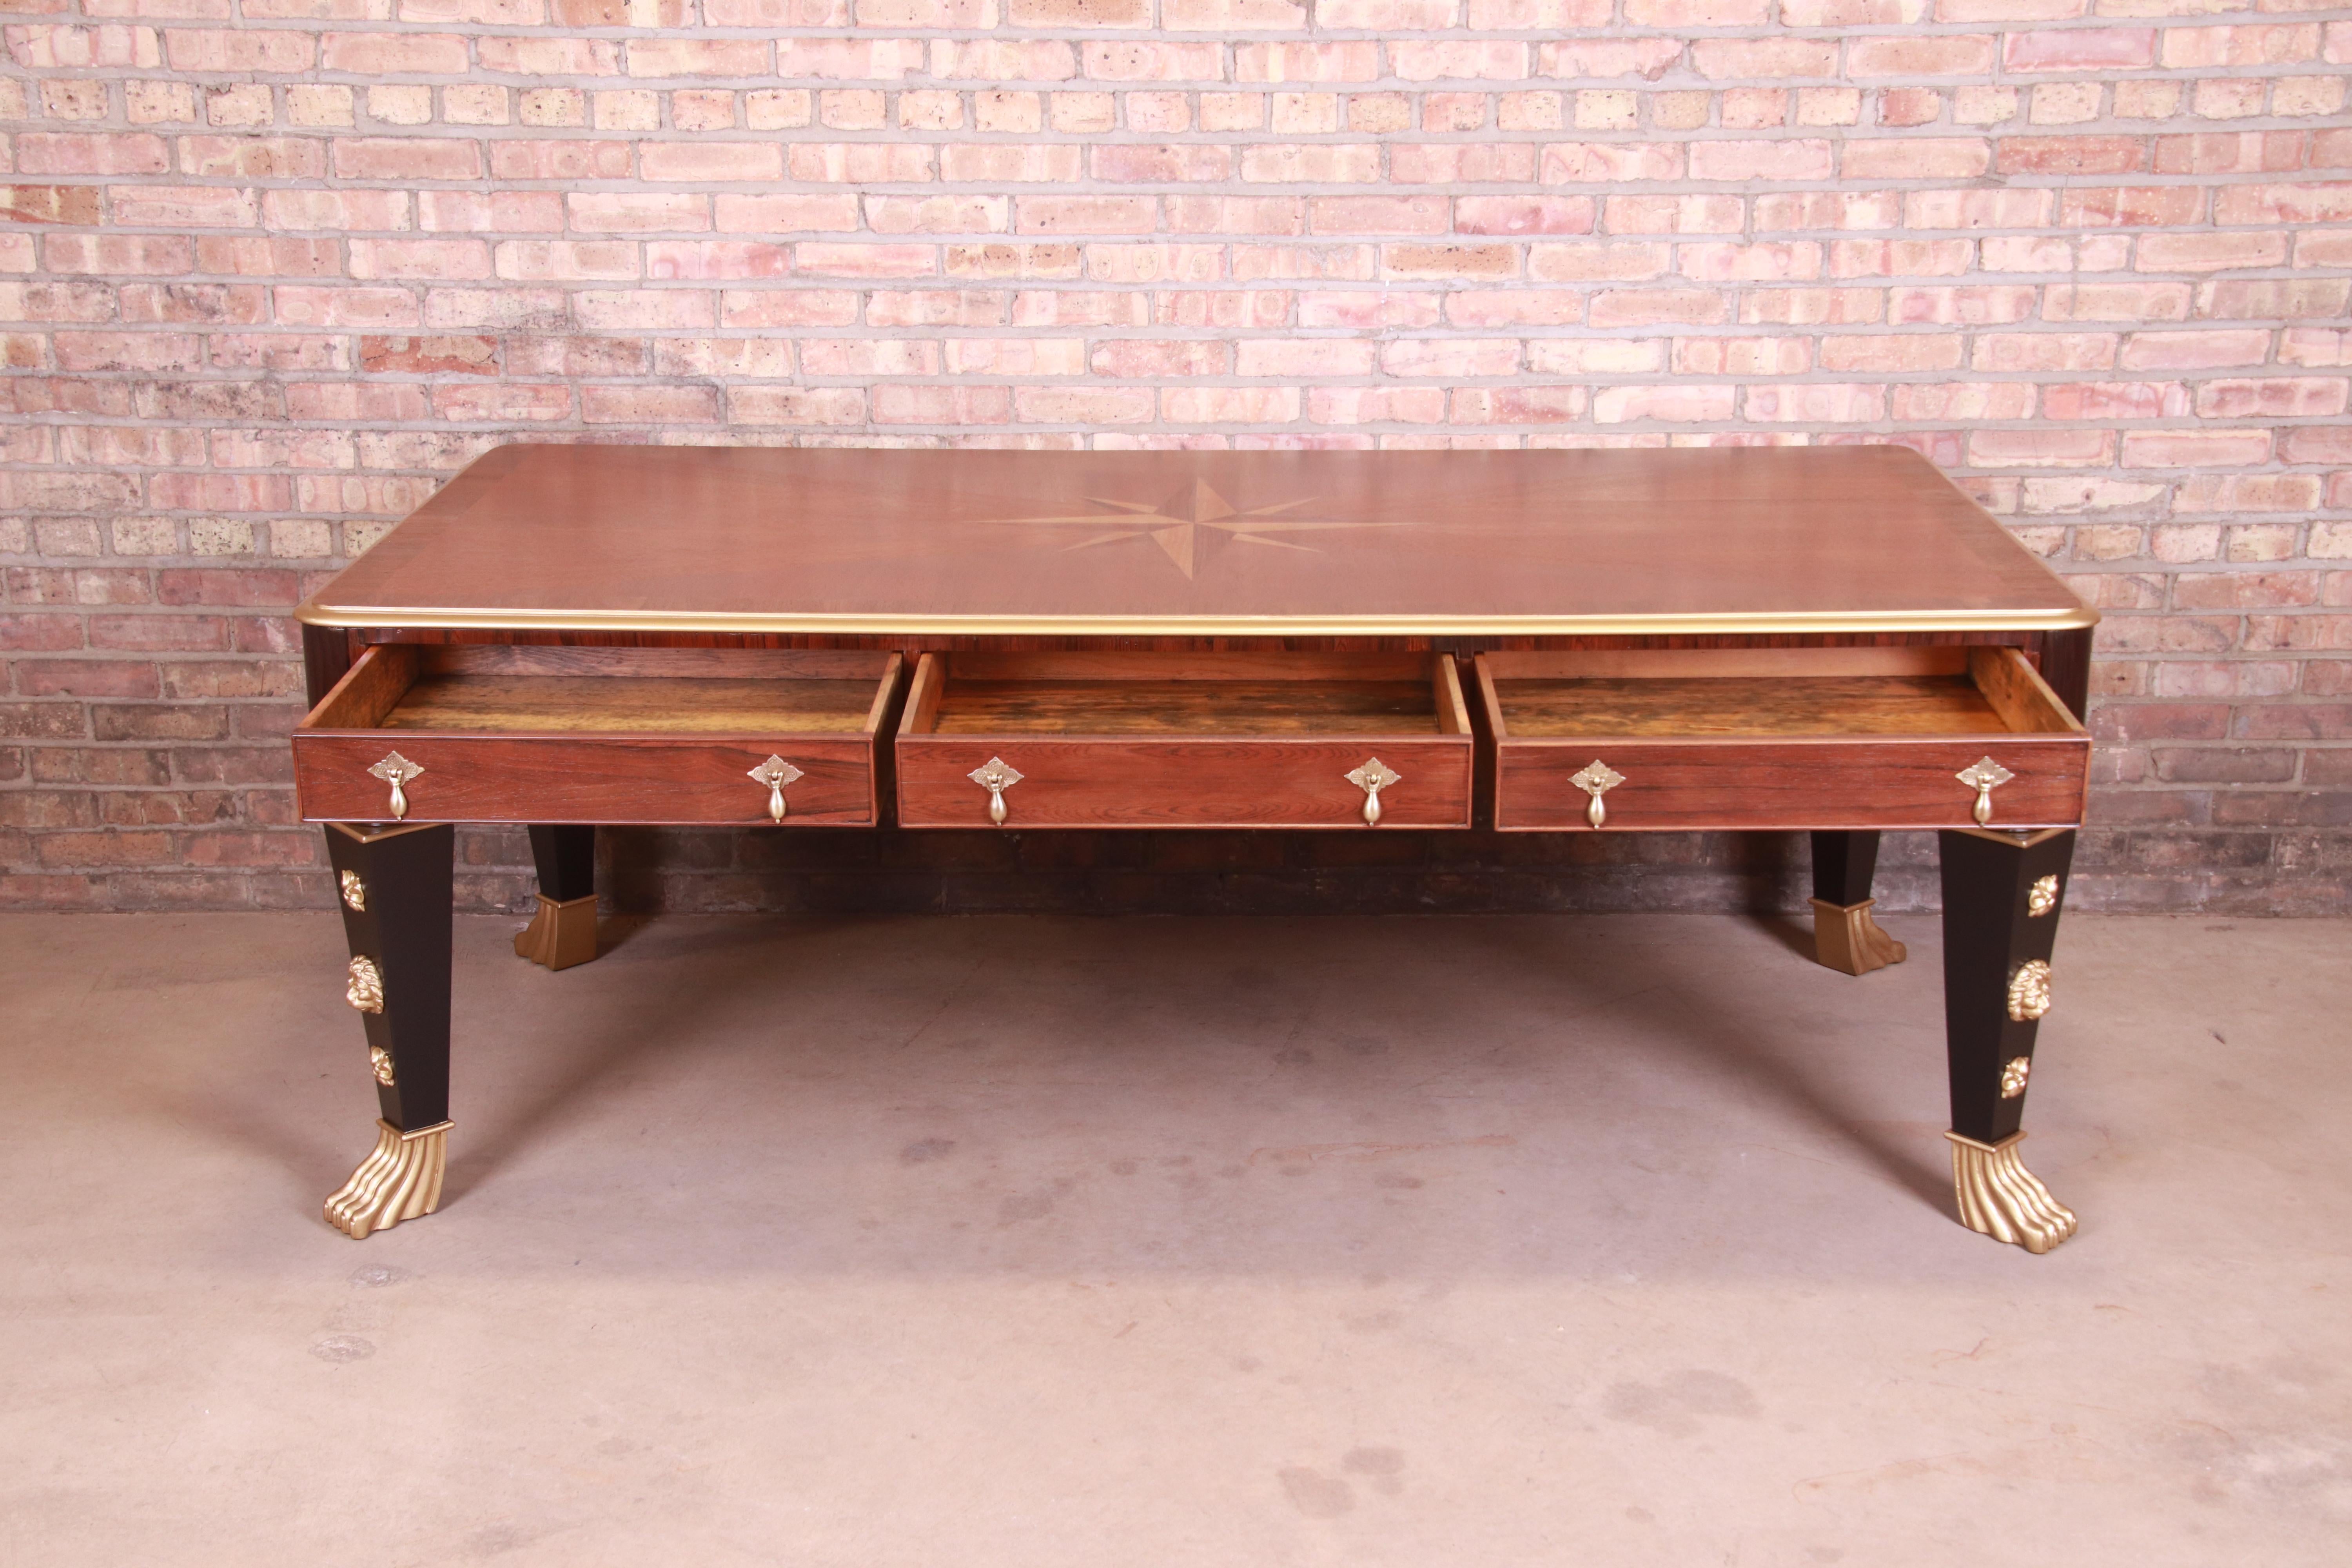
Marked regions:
[345,956,384,1014]
[748,755,804,824]
[1570,760,1625,829]
[1346,757,1402,827]
[2007,959,2053,1022]
[2027,874,2061,917]
[969,757,1023,825]
[367,751,424,821]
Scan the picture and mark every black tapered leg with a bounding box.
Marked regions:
[1808,829,1906,975]
[515,824,598,970]
[321,821,455,1238]
[1936,826,2078,1253]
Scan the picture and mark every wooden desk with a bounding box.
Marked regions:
[293,445,2095,1254]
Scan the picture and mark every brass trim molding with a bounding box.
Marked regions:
[324,1119,451,1239]
[296,601,2101,638]
[1809,898,1908,976]
[514,892,598,971]
[1945,1130,2077,1254]
[339,870,367,912]
[328,819,443,846]
[1954,826,2073,850]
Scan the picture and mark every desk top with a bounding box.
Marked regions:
[297,444,2093,638]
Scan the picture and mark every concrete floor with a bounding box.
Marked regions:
[2,909,2347,1566]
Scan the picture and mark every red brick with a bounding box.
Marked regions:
[1540,143,1686,183]
[1688,140,1833,181]
[2002,27,2156,71]
[333,138,483,181]
[2215,182,2352,225]
[1453,196,1594,236]
[356,335,497,377]
[2154,132,2305,176]
[2053,192,2198,235]
[1691,38,1838,78]
[1997,136,2148,176]
[2199,279,2351,320]
[0,185,104,225]
[1,614,86,652]
[1847,35,1996,76]
[2040,381,2190,421]
[2138,232,2288,273]
[16,132,169,175]
[320,32,471,73]
[2121,430,2274,468]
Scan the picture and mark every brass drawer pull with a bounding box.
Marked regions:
[1570,759,1624,828]
[367,751,423,820]
[748,755,804,823]
[969,756,1022,825]
[1346,757,1401,826]
[1956,757,2014,826]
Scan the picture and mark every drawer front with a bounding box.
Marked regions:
[898,737,1472,829]
[294,733,877,826]
[1494,737,2088,832]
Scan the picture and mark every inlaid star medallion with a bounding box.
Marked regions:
[980,479,1407,579]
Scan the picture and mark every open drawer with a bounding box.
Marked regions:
[294,645,901,825]
[1476,647,2087,832]
[896,652,1473,829]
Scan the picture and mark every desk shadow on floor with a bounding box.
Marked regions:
[425,913,1964,1278]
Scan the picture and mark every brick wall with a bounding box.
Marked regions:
[2,4,2348,916]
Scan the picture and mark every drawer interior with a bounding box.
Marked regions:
[902,652,1472,738]
[1479,647,2080,739]
[305,645,898,735]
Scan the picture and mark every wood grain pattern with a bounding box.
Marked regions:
[1492,675,2014,738]
[898,737,1472,829]
[931,680,1445,737]
[1492,737,2087,832]
[294,646,902,825]
[298,735,881,826]
[298,445,2094,636]
[309,642,420,730]
[384,675,880,735]
[425,645,891,680]
[1477,646,2088,831]
[1967,646,2081,736]
[1479,646,1972,684]
[897,650,1471,828]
